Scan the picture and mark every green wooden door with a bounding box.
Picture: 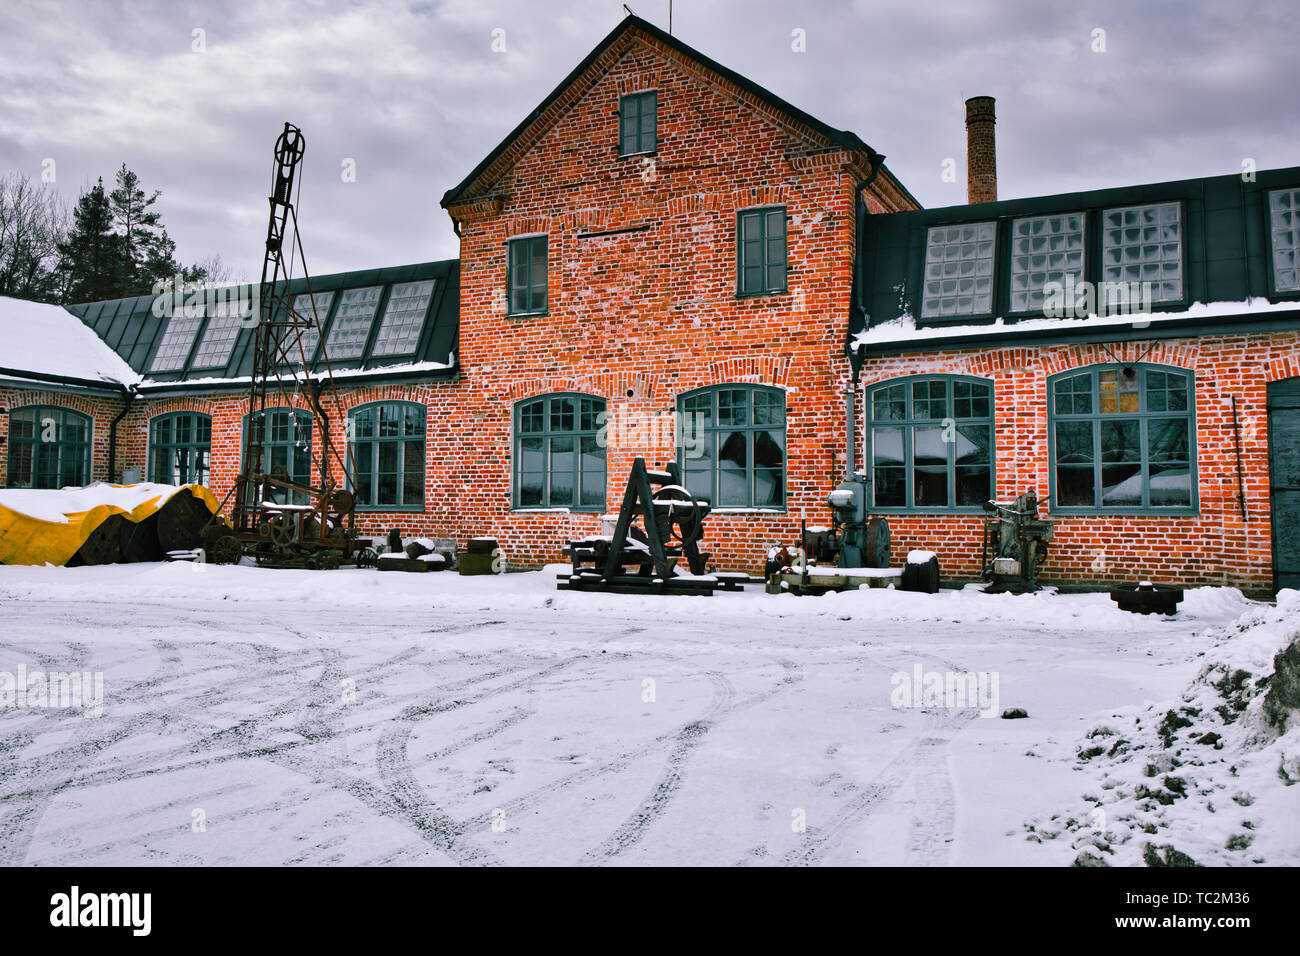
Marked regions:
[1268,377,1300,592]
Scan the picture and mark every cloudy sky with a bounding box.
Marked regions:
[2,0,1297,280]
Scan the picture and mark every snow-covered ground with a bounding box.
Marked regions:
[0,562,1294,866]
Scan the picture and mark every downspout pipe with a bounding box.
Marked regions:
[108,384,139,482]
[845,148,885,479]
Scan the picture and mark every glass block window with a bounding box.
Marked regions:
[1101,202,1183,303]
[677,385,786,509]
[286,291,333,366]
[149,412,211,485]
[1050,364,1195,512]
[1009,213,1085,312]
[868,377,993,510]
[190,313,243,369]
[371,281,435,356]
[921,222,996,318]
[508,237,548,315]
[619,91,657,156]
[323,286,382,359]
[514,394,605,510]
[150,314,203,371]
[348,401,425,509]
[1268,188,1300,293]
[737,207,787,295]
[5,405,91,489]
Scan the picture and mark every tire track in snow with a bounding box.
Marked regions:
[578,670,735,863]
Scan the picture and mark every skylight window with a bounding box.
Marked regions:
[150,315,203,372]
[1269,188,1300,293]
[322,286,381,360]
[370,281,435,356]
[190,313,243,369]
[921,222,996,318]
[1009,213,1085,313]
[1101,202,1182,302]
[286,291,333,366]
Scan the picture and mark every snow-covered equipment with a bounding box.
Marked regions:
[0,482,220,567]
[1109,581,1184,615]
[560,457,746,595]
[763,475,893,595]
[979,490,1054,592]
[813,473,891,570]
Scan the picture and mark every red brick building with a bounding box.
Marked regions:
[2,16,1298,595]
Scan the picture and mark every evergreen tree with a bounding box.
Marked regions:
[55,178,123,303]
[108,164,168,296]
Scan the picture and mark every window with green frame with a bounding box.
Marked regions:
[677,385,785,509]
[1049,364,1195,512]
[5,405,91,489]
[868,376,994,510]
[508,236,548,315]
[149,412,211,485]
[348,401,426,509]
[514,394,605,510]
[619,91,657,155]
[736,207,787,295]
[243,407,312,504]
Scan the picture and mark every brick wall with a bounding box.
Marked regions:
[858,333,1300,596]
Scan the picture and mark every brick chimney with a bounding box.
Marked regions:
[965,95,997,204]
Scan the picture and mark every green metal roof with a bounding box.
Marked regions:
[850,165,1300,365]
[66,259,459,387]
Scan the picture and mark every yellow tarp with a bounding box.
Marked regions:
[0,483,220,567]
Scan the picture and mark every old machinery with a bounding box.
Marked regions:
[980,490,1054,592]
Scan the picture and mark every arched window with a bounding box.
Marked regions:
[676,385,786,509]
[867,376,994,510]
[1048,364,1196,512]
[5,405,92,489]
[514,393,605,510]
[347,401,426,510]
[148,412,211,485]
[242,407,312,504]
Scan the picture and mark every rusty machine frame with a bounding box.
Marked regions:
[205,123,365,569]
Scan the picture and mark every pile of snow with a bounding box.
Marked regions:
[0,482,194,523]
[0,297,139,386]
[1024,589,1300,866]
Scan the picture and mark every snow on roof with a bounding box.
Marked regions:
[134,358,456,391]
[852,297,1300,350]
[0,296,140,387]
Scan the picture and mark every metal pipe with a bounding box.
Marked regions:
[107,384,138,482]
[1232,395,1248,522]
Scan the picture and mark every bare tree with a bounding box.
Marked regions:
[0,173,68,301]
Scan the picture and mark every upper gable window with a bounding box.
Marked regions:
[1100,202,1183,303]
[1268,188,1300,293]
[508,236,548,315]
[921,222,996,319]
[619,91,657,156]
[737,207,787,296]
